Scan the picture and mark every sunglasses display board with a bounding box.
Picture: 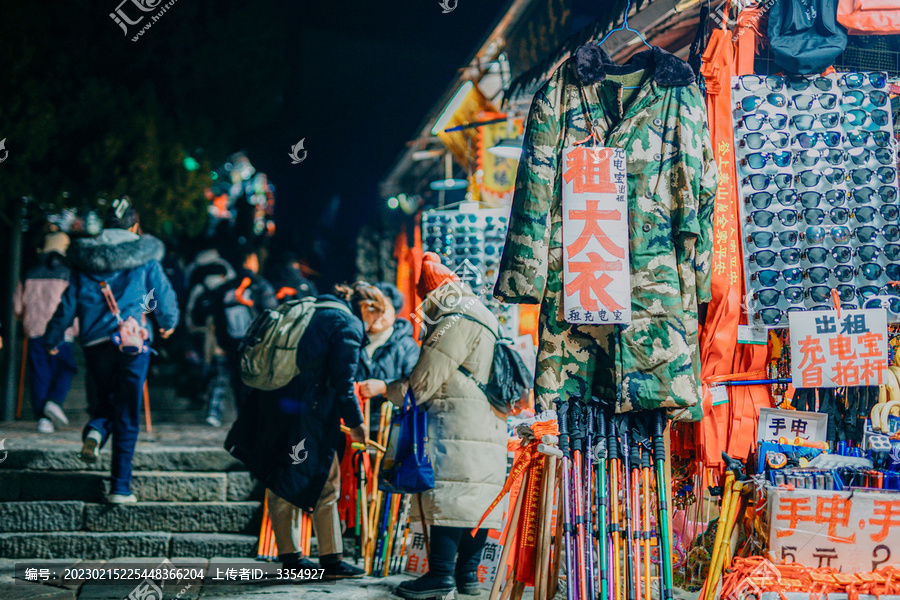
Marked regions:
[733,72,900,328]
[422,206,519,339]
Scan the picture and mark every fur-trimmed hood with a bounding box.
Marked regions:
[574,44,695,86]
[68,229,165,273]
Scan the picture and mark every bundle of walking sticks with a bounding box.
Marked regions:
[362,401,413,576]
[495,398,676,600]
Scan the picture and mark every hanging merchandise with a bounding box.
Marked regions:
[494,42,716,414]
[837,0,900,35]
[768,0,849,75]
[733,72,900,329]
[422,206,521,340]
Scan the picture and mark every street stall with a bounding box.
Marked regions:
[361,0,900,597]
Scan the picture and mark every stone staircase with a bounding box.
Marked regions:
[0,442,263,559]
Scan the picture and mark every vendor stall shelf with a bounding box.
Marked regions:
[733,72,900,328]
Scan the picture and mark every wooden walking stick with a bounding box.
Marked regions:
[536,440,562,600]
[489,470,529,600]
[366,402,391,571]
[416,493,430,558]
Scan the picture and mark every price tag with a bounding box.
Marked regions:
[738,324,768,345]
[711,385,729,406]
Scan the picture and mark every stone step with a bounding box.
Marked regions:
[0,532,257,560]
[0,501,262,534]
[1,445,244,472]
[0,470,261,503]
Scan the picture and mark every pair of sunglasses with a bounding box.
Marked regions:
[802,225,850,244]
[754,287,805,306]
[740,113,788,131]
[800,207,849,225]
[746,230,799,248]
[853,205,900,223]
[749,208,797,227]
[842,89,889,108]
[802,246,852,264]
[791,113,840,130]
[794,148,845,167]
[751,248,801,267]
[850,167,897,186]
[853,225,900,243]
[796,190,847,208]
[741,151,792,169]
[737,93,787,111]
[806,265,855,284]
[741,132,790,150]
[852,186,899,204]
[752,268,803,286]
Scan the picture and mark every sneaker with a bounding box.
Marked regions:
[395,573,456,599]
[43,401,69,427]
[206,415,222,428]
[321,560,365,580]
[37,418,54,434]
[79,429,102,464]
[108,493,137,504]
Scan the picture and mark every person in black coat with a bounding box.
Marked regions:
[356,283,420,425]
[225,284,371,580]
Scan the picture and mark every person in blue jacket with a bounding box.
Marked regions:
[45,198,179,504]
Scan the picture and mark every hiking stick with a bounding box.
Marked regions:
[628,418,644,600]
[489,470,529,600]
[650,411,674,600]
[341,425,387,453]
[578,398,595,600]
[366,402,391,571]
[607,414,623,600]
[383,493,402,577]
[569,401,589,600]
[394,500,412,575]
[553,399,577,600]
[257,495,269,559]
[550,459,564,600]
[143,380,152,434]
[499,567,518,600]
[416,493,430,558]
[391,494,412,574]
[637,425,652,600]
[592,397,610,600]
[618,418,637,600]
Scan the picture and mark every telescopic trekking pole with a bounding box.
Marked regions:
[607,412,623,600]
[554,398,578,600]
[650,410,674,600]
[592,397,610,600]
[617,417,637,600]
[627,417,644,600]
[570,399,590,600]
[633,419,653,600]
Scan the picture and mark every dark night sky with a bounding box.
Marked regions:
[0,0,511,283]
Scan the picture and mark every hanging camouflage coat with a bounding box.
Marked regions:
[494,45,717,414]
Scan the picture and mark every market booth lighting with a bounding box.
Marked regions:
[387,196,400,209]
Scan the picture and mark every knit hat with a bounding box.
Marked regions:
[417,252,460,298]
[42,232,70,256]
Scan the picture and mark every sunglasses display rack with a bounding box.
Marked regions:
[733,72,900,328]
[422,206,519,339]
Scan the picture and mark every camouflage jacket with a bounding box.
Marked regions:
[494,45,717,414]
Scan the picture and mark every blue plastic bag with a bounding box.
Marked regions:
[378,390,435,494]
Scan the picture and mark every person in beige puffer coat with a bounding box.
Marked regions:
[386,253,507,600]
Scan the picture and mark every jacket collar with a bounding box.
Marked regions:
[574,44,695,87]
[69,230,164,273]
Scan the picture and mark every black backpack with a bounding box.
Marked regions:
[447,313,534,415]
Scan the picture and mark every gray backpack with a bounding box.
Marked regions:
[239,298,351,390]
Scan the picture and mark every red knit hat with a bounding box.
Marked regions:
[417,252,460,298]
